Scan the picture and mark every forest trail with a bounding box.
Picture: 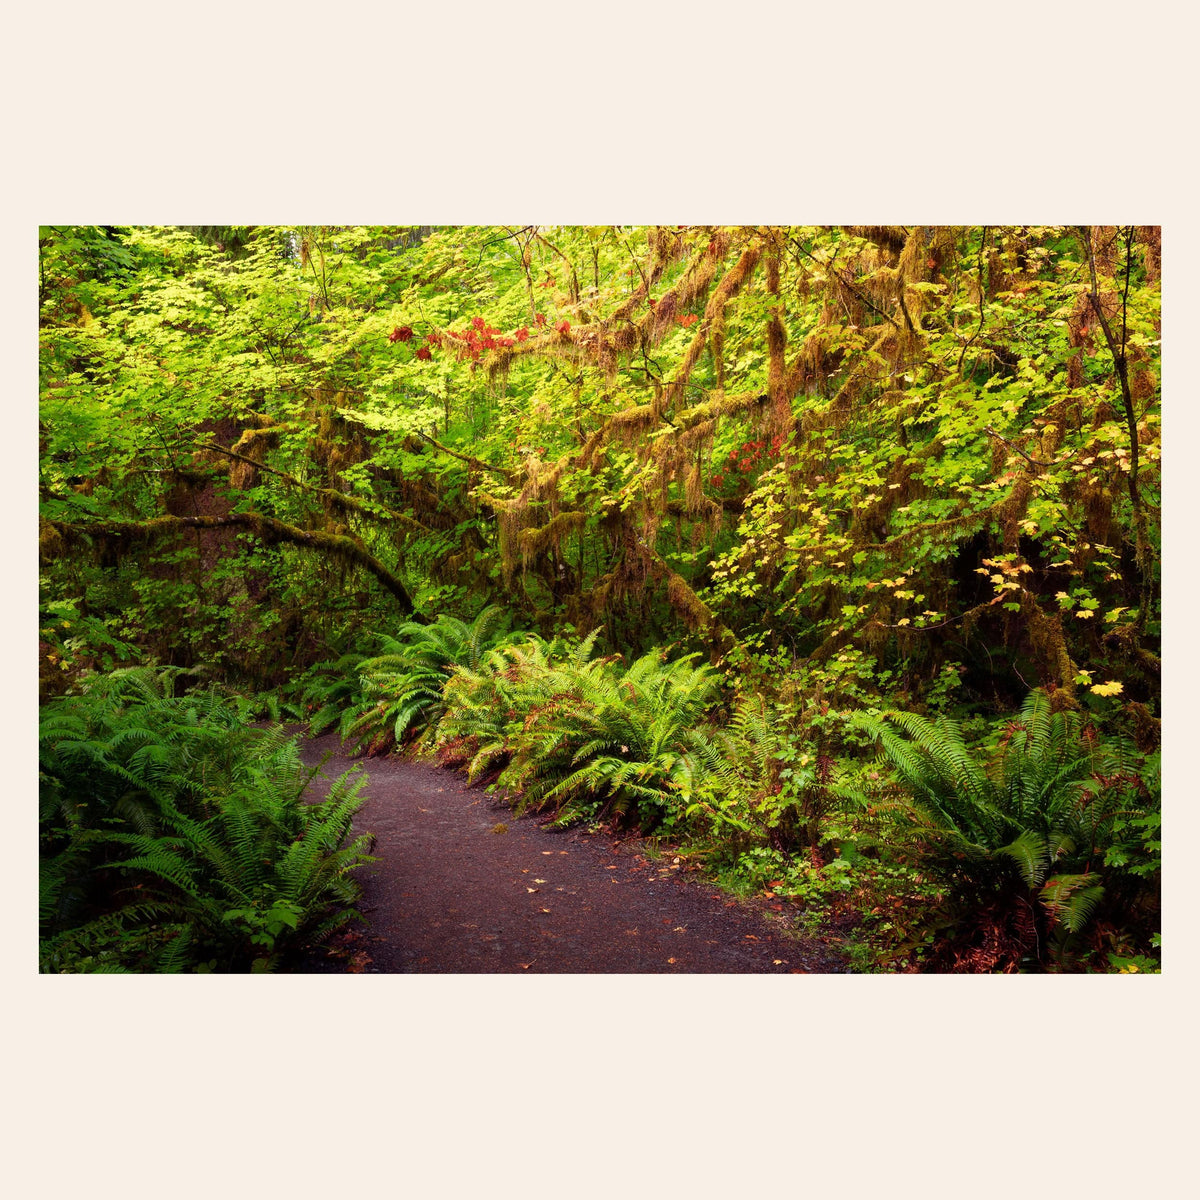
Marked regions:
[294,732,848,974]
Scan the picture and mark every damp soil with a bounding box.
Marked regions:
[290,732,850,974]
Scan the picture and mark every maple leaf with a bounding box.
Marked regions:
[1090,680,1124,697]
[389,325,414,343]
[534,313,546,326]
[556,320,571,335]
[415,346,431,361]
[515,327,529,341]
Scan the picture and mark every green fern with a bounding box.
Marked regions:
[862,689,1159,955]
[40,671,377,972]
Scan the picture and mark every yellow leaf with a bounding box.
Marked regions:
[1076,610,1094,619]
[1090,680,1124,697]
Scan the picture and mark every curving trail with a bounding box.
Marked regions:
[294,732,848,974]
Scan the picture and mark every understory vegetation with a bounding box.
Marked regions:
[40,225,1161,972]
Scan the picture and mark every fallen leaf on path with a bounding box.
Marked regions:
[605,865,618,870]
[518,962,535,970]
[540,908,551,914]
[673,927,686,933]
[773,960,784,965]
[542,851,554,856]
[533,879,547,884]
[526,887,540,893]
[559,851,568,855]
[667,958,677,964]
[744,934,759,941]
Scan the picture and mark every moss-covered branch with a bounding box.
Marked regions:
[47,513,417,614]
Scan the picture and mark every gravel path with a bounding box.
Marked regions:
[294,733,848,974]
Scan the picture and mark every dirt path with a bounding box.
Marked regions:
[293,733,849,973]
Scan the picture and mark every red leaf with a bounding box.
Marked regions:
[556,320,571,335]
[415,346,432,361]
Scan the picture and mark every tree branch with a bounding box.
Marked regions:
[49,513,417,614]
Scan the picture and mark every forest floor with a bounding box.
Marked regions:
[292,732,850,974]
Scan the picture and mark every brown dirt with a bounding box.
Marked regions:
[291,732,849,974]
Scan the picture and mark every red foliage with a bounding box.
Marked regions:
[415,346,432,361]
[389,325,414,344]
[515,327,529,342]
[535,313,547,326]
[556,320,571,335]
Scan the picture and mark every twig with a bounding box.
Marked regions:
[414,429,510,478]
[984,425,1045,469]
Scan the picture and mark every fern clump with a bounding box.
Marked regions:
[435,631,723,830]
[40,666,376,972]
[858,689,1160,970]
[309,606,515,755]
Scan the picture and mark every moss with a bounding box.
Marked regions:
[50,513,416,614]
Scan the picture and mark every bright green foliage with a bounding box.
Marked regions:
[40,225,1161,714]
[39,668,375,972]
